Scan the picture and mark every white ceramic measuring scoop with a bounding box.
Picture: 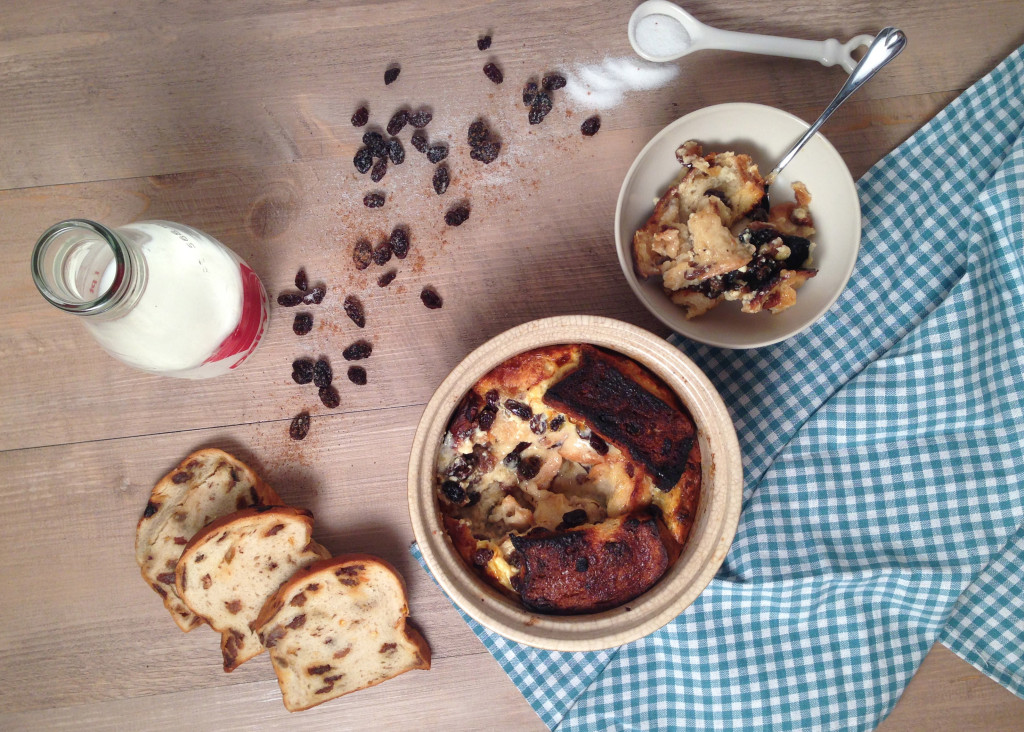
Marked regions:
[629,0,875,73]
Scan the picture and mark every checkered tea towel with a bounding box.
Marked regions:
[412,45,1024,730]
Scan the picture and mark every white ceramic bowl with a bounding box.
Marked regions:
[408,315,743,651]
[615,103,861,349]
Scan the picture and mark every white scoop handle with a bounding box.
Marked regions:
[629,0,874,74]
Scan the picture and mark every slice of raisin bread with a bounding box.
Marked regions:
[135,448,281,632]
[175,506,330,671]
[252,555,431,711]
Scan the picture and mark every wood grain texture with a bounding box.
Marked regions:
[2,0,1023,728]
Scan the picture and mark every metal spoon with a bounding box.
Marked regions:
[764,27,907,187]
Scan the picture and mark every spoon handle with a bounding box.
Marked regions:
[765,27,907,184]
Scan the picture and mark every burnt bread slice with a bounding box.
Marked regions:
[511,511,671,613]
[175,505,330,671]
[135,448,281,632]
[252,555,431,712]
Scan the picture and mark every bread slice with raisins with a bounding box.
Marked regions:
[252,555,431,711]
[175,506,330,671]
[135,448,282,632]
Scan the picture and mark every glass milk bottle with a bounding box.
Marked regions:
[31,219,269,378]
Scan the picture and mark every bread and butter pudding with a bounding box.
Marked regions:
[633,140,817,318]
[435,344,701,614]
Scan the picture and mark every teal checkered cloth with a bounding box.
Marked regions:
[413,45,1024,730]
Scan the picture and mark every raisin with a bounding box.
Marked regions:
[549,414,566,431]
[343,295,365,328]
[470,140,500,164]
[483,62,503,84]
[528,93,552,124]
[277,292,303,307]
[292,312,313,335]
[432,164,450,195]
[370,157,387,182]
[441,480,466,503]
[372,239,393,266]
[426,144,448,163]
[468,120,488,148]
[362,130,385,154]
[302,286,325,305]
[343,340,373,361]
[353,147,373,174]
[562,509,588,528]
[477,406,497,430]
[389,226,409,258]
[477,35,491,51]
[411,131,428,152]
[529,413,547,434]
[589,433,609,455]
[289,412,310,440]
[472,547,494,567]
[581,115,601,136]
[444,205,470,226]
[347,365,367,385]
[292,358,314,384]
[409,109,432,128]
[502,441,530,468]
[522,80,539,106]
[384,66,400,85]
[353,239,373,269]
[319,385,340,409]
[504,398,532,420]
[420,287,443,309]
[351,106,369,127]
[294,269,308,291]
[377,269,397,287]
[517,455,542,480]
[363,192,385,208]
[542,73,566,91]
[485,389,499,407]
[313,358,333,388]
[386,109,409,136]
[448,453,477,480]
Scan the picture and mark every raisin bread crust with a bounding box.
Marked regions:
[252,554,431,712]
[135,448,281,632]
[174,505,330,671]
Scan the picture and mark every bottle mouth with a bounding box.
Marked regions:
[31,219,128,314]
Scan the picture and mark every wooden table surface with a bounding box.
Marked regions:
[2,1,1023,729]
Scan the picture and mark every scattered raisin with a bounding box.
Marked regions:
[363,192,385,208]
[292,312,313,335]
[444,205,470,226]
[522,80,539,106]
[362,130,386,155]
[425,144,448,163]
[353,239,373,269]
[277,292,303,307]
[528,92,552,125]
[289,412,310,440]
[409,109,432,128]
[468,120,488,148]
[529,413,547,434]
[347,365,367,385]
[470,140,501,164]
[343,295,365,328]
[420,287,443,309]
[581,115,601,136]
[319,386,340,409]
[485,389,499,407]
[385,139,404,166]
[410,131,428,152]
[448,453,478,480]
[313,358,333,388]
[550,414,566,431]
[517,456,542,480]
[343,340,373,360]
[377,269,397,287]
[472,547,494,567]
[441,480,466,503]
[386,109,409,136]
[351,106,369,127]
[384,66,400,85]
[432,164,450,195]
[562,509,588,528]
[477,35,491,51]
[589,433,609,455]
[302,286,325,305]
[372,239,393,266]
[294,269,308,292]
[477,406,497,430]
[483,62,503,84]
[504,398,532,420]
[370,157,387,182]
[503,441,530,468]
[292,358,315,384]
[353,147,373,174]
[542,73,566,91]
[389,226,409,258]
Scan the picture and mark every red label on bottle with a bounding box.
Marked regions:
[202,263,268,368]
